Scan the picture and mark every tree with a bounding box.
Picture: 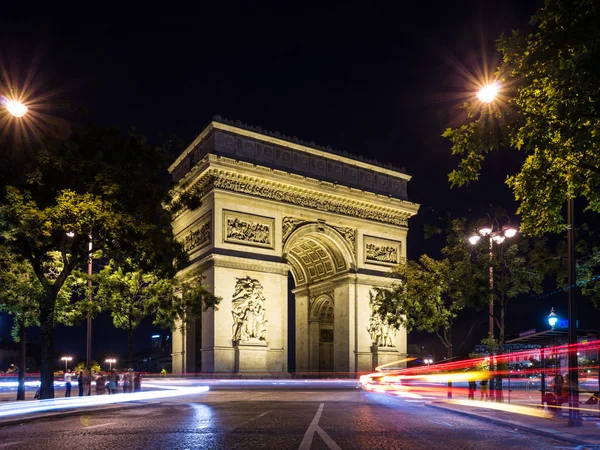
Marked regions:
[0,124,187,398]
[443,0,600,235]
[151,268,221,374]
[371,255,466,362]
[0,246,81,400]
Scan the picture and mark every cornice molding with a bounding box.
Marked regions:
[175,160,418,227]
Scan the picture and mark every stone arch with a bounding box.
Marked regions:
[283,223,356,287]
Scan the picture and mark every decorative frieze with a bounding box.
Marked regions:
[223,210,275,249]
[177,169,411,226]
[182,217,211,253]
[364,236,401,266]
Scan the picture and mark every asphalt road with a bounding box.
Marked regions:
[0,388,575,449]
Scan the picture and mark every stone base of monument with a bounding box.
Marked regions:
[234,338,269,374]
[371,346,403,370]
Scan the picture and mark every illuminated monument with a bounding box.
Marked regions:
[169,117,419,375]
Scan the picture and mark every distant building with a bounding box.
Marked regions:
[133,334,172,373]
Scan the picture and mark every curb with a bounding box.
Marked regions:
[425,402,597,447]
[0,402,142,428]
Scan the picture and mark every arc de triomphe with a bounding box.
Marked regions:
[169,118,419,375]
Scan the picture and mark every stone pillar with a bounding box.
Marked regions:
[234,339,269,373]
[372,346,403,370]
[295,288,310,373]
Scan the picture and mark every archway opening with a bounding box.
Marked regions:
[284,225,354,373]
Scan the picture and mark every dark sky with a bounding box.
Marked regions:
[4,1,589,364]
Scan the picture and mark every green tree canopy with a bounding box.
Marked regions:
[0,124,188,398]
[443,0,600,235]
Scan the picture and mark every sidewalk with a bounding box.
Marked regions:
[427,399,600,447]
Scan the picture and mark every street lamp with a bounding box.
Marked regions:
[469,221,518,402]
[548,308,558,329]
[469,223,519,340]
[0,96,28,117]
[60,356,72,372]
[476,82,500,103]
[66,231,93,394]
[105,358,116,371]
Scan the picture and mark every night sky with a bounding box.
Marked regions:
[4,1,591,365]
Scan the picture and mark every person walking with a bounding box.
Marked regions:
[127,369,134,393]
[78,371,84,396]
[122,371,129,393]
[64,370,72,397]
[134,373,142,393]
[468,380,476,400]
[479,379,489,401]
[107,370,117,394]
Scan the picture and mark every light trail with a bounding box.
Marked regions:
[0,386,209,419]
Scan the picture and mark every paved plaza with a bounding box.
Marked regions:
[0,385,580,449]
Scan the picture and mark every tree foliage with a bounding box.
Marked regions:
[371,256,463,360]
[0,124,188,398]
[443,0,600,235]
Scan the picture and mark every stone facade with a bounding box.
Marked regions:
[169,119,419,375]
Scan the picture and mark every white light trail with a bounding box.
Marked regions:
[0,386,209,419]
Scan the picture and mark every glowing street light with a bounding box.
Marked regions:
[548,307,558,329]
[476,82,500,103]
[424,358,433,366]
[60,356,72,372]
[0,96,28,117]
[6,100,28,117]
[105,358,117,371]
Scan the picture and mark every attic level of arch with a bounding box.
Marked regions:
[169,121,410,200]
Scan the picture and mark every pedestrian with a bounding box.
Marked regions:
[108,369,118,394]
[122,372,129,393]
[127,368,134,393]
[64,369,72,397]
[134,373,142,392]
[114,371,120,392]
[78,371,84,396]
[468,380,476,400]
[479,379,489,401]
[84,370,92,396]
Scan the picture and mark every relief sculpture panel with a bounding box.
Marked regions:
[363,236,401,266]
[182,216,211,253]
[232,276,267,342]
[223,210,275,249]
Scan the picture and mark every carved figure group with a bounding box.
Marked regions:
[365,243,398,264]
[368,313,395,348]
[227,218,270,245]
[232,276,268,342]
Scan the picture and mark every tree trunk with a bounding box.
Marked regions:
[39,303,55,399]
[17,318,26,401]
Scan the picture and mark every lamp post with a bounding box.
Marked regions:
[61,356,72,372]
[66,231,93,395]
[469,222,518,402]
[566,199,582,427]
[105,358,116,371]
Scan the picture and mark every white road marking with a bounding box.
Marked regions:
[299,403,341,450]
[299,403,325,450]
[316,425,342,450]
[82,421,116,429]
